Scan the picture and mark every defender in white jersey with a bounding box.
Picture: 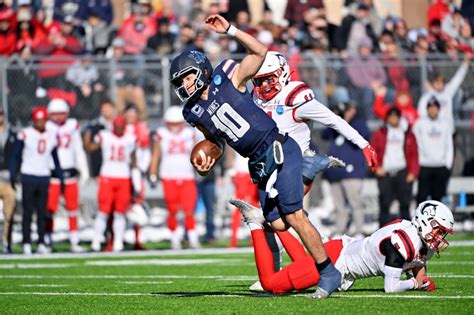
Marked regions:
[248,52,379,295]
[232,199,453,294]
[84,116,137,252]
[252,51,378,192]
[149,106,201,249]
[45,99,89,253]
[10,107,63,254]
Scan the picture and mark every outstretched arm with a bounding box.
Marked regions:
[205,14,267,91]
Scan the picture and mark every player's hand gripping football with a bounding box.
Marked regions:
[205,14,230,34]
[192,155,216,175]
[363,144,378,172]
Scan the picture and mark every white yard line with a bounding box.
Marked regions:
[0,263,77,269]
[0,291,472,300]
[0,240,471,261]
[0,248,254,260]
[20,284,68,287]
[85,258,242,266]
[0,275,228,279]
[117,281,173,285]
[1,273,473,280]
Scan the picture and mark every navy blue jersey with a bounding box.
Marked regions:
[183,60,278,159]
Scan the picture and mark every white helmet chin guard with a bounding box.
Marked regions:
[412,200,454,255]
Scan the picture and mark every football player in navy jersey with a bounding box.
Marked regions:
[169,14,345,298]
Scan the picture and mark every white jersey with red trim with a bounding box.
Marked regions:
[46,119,89,176]
[254,81,313,153]
[335,219,433,291]
[17,127,58,176]
[95,130,136,178]
[154,126,197,180]
[254,81,368,152]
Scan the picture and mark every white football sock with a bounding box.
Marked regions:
[92,212,109,244]
[171,231,182,249]
[187,229,200,248]
[113,213,126,249]
[247,223,263,231]
[70,231,80,246]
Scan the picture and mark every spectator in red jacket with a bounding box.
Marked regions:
[34,15,82,90]
[371,107,419,227]
[0,6,16,56]
[427,0,451,27]
[118,3,156,55]
[15,9,46,52]
[373,85,419,128]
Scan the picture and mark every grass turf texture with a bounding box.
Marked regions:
[0,234,473,314]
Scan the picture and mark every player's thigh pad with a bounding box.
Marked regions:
[64,182,79,210]
[98,177,114,214]
[180,180,198,213]
[114,178,132,213]
[274,138,304,212]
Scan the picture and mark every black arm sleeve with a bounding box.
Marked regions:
[380,238,406,269]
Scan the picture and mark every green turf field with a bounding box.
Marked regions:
[1,235,473,314]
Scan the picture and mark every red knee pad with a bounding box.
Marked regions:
[287,256,319,291]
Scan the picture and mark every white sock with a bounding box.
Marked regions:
[248,223,263,231]
[187,229,200,247]
[171,231,181,247]
[70,231,79,246]
[93,212,108,243]
[113,213,126,247]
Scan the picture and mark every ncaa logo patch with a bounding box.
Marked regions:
[213,75,222,86]
[276,105,284,115]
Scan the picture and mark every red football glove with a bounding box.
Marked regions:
[419,277,436,291]
[363,145,378,172]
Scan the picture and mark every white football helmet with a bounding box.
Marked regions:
[47,98,69,113]
[164,106,184,123]
[412,200,454,254]
[252,51,291,101]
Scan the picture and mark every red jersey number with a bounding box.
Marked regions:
[37,139,46,154]
[110,144,125,161]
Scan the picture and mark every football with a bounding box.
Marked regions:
[190,139,223,165]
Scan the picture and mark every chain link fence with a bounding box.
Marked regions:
[0,52,473,160]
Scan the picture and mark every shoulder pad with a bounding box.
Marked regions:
[391,229,417,262]
[220,59,238,77]
[283,82,315,107]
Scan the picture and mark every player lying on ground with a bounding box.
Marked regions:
[230,199,453,295]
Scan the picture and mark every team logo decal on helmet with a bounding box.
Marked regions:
[189,51,207,64]
[421,202,438,216]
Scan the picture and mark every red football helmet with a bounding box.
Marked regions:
[113,115,127,137]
